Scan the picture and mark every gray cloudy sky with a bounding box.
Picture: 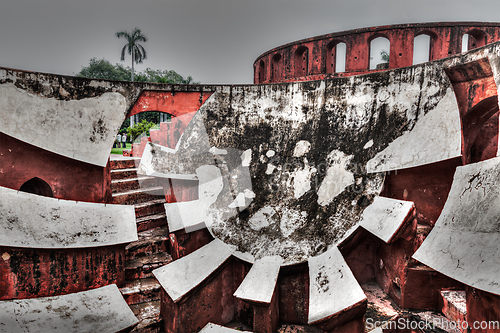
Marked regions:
[1,0,499,84]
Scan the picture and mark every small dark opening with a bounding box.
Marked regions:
[19,177,54,197]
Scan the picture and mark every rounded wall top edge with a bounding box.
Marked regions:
[253,21,500,65]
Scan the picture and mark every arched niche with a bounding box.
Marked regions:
[258,60,266,83]
[369,35,390,70]
[413,32,435,65]
[271,53,282,82]
[326,40,346,74]
[19,177,54,197]
[294,46,309,77]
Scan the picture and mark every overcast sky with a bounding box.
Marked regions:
[1,0,499,84]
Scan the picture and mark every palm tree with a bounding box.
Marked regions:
[116,28,147,82]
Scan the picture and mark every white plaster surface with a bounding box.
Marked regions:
[366,88,462,172]
[199,323,252,333]
[308,246,366,324]
[360,197,414,243]
[138,143,197,180]
[234,256,282,304]
[153,240,233,302]
[0,284,138,333]
[293,140,311,157]
[0,83,127,167]
[0,186,137,248]
[317,150,355,207]
[413,157,500,295]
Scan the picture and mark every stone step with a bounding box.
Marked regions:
[126,226,169,261]
[112,187,165,205]
[439,290,467,332]
[112,176,163,194]
[120,277,162,305]
[126,252,173,280]
[110,158,140,170]
[129,300,162,333]
[111,168,139,180]
[135,199,166,219]
[137,212,168,233]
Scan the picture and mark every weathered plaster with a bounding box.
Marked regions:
[413,156,500,295]
[153,239,233,303]
[233,256,282,304]
[0,186,137,248]
[308,246,366,324]
[0,284,137,333]
[359,197,415,243]
[0,83,126,167]
[199,323,252,333]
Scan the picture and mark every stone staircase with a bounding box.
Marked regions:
[110,156,172,333]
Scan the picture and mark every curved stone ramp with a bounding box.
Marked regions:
[152,239,233,303]
[359,196,415,243]
[138,59,463,266]
[308,246,366,325]
[0,186,137,248]
[233,256,282,304]
[413,156,500,296]
[199,323,252,332]
[0,284,138,333]
[0,70,128,167]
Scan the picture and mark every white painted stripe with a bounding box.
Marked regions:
[360,196,414,243]
[0,284,138,333]
[234,256,282,304]
[153,239,233,302]
[0,186,137,248]
[413,157,500,296]
[308,247,366,324]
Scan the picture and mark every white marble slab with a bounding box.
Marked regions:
[0,186,137,248]
[153,239,233,302]
[359,197,415,243]
[165,200,206,232]
[308,246,366,325]
[233,256,282,304]
[366,88,462,172]
[199,323,252,333]
[0,284,138,333]
[0,82,127,167]
[413,156,500,295]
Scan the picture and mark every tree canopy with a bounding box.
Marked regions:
[116,27,148,82]
[77,58,196,84]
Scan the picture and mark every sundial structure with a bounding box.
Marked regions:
[1,22,500,333]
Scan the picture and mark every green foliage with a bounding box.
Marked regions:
[77,59,197,84]
[77,58,131,81]
[126,119,157,142]
[381,50,390,63]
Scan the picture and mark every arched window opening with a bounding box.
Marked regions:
[258,60,266,83]
[295,46,309,77]
[462,96,499,164]
[271,54,282,82]
[326,41,346,74]
[466,29,487,51]
[413,34,431,65]
[462,34,469,53]
[335,42,346,73]
[369,36,390,70]
[19,177,54,197]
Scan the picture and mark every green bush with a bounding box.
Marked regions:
[126,120,157,142]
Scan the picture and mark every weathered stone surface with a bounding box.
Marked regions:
[234,256,282,304]
[152,239,233,302]
[413,156,500,295]
[0,284,138,332]
[359,196,415,243]
[0,185,137,248]
[308,246,366,324]
[0,81,126,167]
